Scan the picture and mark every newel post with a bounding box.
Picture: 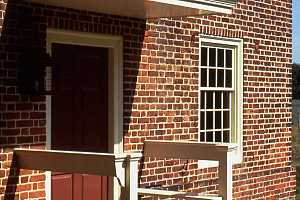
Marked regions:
[218,151,234,200]
[125,153,142,200]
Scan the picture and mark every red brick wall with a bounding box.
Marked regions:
[0,1,47,199]
[0,0,295,199]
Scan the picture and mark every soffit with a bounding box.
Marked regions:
[25,0,237,18]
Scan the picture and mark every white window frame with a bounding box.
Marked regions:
[198,35,243,168]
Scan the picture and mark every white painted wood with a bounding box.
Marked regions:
[138,188,222,200]
[115,157,126,187]
[14,149,126,187]
[218,151,234,200]
[45,95,51,200]
[204,92,207,142]
[213,91,216,142]
[144,140,237,161]
[142,140,237,200]
[16,143,235,200]
[124,154,142,200]
[25,0,236,18]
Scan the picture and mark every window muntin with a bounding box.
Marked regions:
[199,45,236,143]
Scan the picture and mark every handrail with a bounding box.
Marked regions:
[143,140,237,160]
[14,149,127,186]
[136,140,238,200]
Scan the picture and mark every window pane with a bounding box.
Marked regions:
[223,111,230,129]
[199,44,236,144]
[207,112,213,129]
[215,131,222,142]
[225,70,232,88]
[215,111,221,129]
[217,49,224,67]
[209,48,216,67]
[207,92,213,109]
[200,92,205,109]
[206,132,214,142]
[209,69,216,87]
[200,112,205,130]
[200,132,205,142]
[217,69,224,87]
[223,92,229,109]
[223,130,230,143]
[201,47,208,66]
[226,49,232,68]
[215,92,221,109]
[201,68,207,87]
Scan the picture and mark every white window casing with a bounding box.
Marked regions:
[198,35,243,168]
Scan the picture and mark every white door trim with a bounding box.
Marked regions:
[45,29,123,200]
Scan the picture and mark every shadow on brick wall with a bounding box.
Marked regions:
[0,0,47,148]
[0,0,146,198]
[3,154,20,200]
[0,0,48,199]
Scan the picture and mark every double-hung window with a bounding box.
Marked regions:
[199,35,243,165]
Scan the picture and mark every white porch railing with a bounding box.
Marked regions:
[134,140,238,200]
[14,140,237,200]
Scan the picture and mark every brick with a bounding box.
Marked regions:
[0,0,295,199]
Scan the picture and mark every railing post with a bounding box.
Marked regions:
[125,154,142,200]
[218,151,233,200]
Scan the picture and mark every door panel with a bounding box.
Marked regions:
[51,174,73,200]
[51,43,109,200]
[82,175,108,200]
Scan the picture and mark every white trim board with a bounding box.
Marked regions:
[25,0,236,18]
[15,149,126,186]
[46,29,123,200]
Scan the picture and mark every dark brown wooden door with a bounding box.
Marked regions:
[51,43,109,200]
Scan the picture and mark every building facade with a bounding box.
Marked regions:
[0,0,295,199]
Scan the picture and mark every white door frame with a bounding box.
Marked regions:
[45,29,123,200]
